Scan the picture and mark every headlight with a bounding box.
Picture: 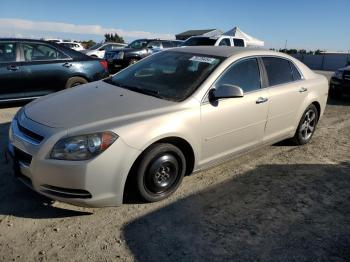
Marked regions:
[50,132,118,161]
[116,51,124,60]
[334,70,343,79]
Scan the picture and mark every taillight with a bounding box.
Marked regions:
[99,60,108,70]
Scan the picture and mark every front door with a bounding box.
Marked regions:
[0,41,26,101]
[200,57,269,166]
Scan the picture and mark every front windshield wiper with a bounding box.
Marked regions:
[103,79,167,100]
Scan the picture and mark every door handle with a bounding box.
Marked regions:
[256,97,268,104]
[62,62,72,68]
[299,87,308,93]
[7,65,19,71]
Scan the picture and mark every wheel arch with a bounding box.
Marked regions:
[122,136,196,201]
[311,100,321,121]
[130,136,195,177]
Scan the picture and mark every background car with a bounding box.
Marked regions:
[0,39,109,102]
[82,42,127,58]
[104,39,183,71]
[43,38,63,43]
[59,41,85,51]
[329,66,350,98]
[181,35,246,47]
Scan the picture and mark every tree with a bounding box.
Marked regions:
[104,33,125,43]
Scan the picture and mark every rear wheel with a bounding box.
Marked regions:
[135,143,186,202]
[65,77,88,89]
[292,104,318,145]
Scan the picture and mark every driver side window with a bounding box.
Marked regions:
[216,58,261,93]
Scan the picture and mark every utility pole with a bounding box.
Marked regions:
[284,40,288,50]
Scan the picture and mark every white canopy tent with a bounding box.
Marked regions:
[224,27,264,47]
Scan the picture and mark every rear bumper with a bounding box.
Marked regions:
[107,59,128,69]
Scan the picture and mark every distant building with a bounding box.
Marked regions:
[175,29,223,41]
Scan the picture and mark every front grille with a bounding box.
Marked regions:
[14,147,32,166]
[344,71,350,81]
[17,121,44,143]
[40,185,92,199]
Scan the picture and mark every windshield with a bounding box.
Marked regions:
[127,39,150,49]
[89,43,103,50]
[104,51,223,101]
[182,37,217,46]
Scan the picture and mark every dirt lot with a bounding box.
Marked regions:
[0,80,349,261]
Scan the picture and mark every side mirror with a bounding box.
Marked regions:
[209,84,244,101]
[147,46,153,49]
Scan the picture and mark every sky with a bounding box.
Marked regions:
[0,0,349,51]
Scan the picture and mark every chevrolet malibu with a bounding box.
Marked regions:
[8,46,328,207]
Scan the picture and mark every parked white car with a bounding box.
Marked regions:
[182,35,246,47]
[8,47,328,207]
[83,42,127,58]
[59,41,85,51]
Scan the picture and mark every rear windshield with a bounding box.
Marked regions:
[182,37,217,46]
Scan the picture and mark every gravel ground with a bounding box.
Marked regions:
[0,76,349,261]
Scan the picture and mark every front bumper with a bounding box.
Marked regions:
[8,115,140,207]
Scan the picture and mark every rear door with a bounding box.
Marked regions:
[19,42,73,93]
[261,57,306,142]
[0,41,27,100]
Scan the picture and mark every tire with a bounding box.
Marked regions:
[134,143,186,202]
[128,59,138,66]
[292,104,319,145]
[65,77,88,89]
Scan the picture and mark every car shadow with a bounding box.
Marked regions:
[0,122,92,219]
[122,162,350,261]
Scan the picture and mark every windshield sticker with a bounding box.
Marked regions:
[189,56,217,64]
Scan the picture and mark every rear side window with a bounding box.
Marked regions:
[262,57,294,86]
[219,38,231,46]
[289,61,302,80]
[233,39,245,47]
[216,58,261,93]
[0,42,16,62]
[22,43,69,61]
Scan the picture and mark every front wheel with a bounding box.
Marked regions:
[135,143,186,202]
[292,104,318,145]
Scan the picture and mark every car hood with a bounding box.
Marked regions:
[24,81,176,129]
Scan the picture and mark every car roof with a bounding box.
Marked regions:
[170,46,281,58]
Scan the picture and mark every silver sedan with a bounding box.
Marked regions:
[8,46,328,207]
